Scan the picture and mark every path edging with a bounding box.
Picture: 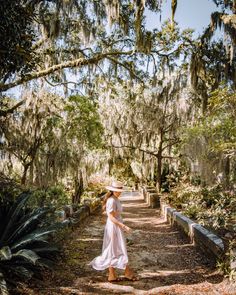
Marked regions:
[161,202,225,260]
[140,186,226,263]
[73,196,102,224]
[57,196,102,225]
[140,186,160,208]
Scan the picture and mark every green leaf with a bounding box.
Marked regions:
[7,209,50,244]
[0,273,8,295]
[13,249,40,265]
[32,246,59,254]
[11,220,67,251]
[11,228,56,251]
[0,246,12,261]
[10,266,34,280]
[0,192,31,243]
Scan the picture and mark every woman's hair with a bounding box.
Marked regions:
[102,191,113,212]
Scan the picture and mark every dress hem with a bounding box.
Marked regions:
[88,262,128,271]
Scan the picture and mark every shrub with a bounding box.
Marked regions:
[168,182,236,231]
[0,191,68,294]
[29,185,70,209]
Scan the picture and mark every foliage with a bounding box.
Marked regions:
[161,162,184,192]
[0,173,21,201]
[181,86,236,188]
[84,182,107,197]
[203,1,236,59]
[1,91,104,189]
[2,91,64,185]
[207,87,236,155]
[0,0,36,81]
[97,64,190,187]
[65,95,104,150]
[187,0,236,114]
[0,0,194,94]
[190,41,236,114]
[0,191,68,294]
[29,185,70,209]
[217,239,236,282]
[167,182,236,231]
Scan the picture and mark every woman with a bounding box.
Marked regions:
[88,180,138,282]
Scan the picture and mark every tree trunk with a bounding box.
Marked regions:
[45,154,51,187]
[156,129,164,192]
[202,89,208,114]
[21,163,30,185]
[72,170,84,205]
[223,156,230,189]
[156,150,162,192]
[29,162,34,185]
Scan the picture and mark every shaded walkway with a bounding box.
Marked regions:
[28,192,235,295]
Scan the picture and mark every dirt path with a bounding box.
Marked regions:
[22,192,236,295]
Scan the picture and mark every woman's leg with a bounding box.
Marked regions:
[124,264,139,280]
[124,264,133,277]
[108,266,117,281]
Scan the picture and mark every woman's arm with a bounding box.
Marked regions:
[108,212,131,233]
[108,211,123,228]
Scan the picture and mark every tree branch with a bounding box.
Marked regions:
[109,144,158,157]
[0,99,25,117]
[31,38,47,50]
[106,56,143,83]
[162,155,178,159]
[44,78,82,88]
[162,139,181,151]
[0,51,133,92]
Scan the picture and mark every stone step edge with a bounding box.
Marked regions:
[160,201,226,260]
[72,196,103,224]
[139,186,230,264]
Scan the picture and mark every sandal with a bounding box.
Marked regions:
[124,275,139,281]
[108,276,121,282]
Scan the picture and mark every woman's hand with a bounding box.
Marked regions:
[122,224,132,234]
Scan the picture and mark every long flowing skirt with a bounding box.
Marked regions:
[88,218,128,270]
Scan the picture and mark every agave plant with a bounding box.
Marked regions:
[0,191,68,295]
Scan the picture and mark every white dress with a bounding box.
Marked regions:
[88,196,128,270]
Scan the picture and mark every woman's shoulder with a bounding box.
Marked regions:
[106,196,116,204]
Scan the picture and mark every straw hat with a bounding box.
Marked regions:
[105,180,125,192]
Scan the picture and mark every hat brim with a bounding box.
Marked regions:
[105,186,125,192]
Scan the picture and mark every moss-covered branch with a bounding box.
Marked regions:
[0,51,133,92]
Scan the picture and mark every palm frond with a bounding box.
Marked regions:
[0,273,8,295]
[0,247,12,261]
[0,191,31,244]
[8,266,34,280]
[13,249,40,265]
[7,209,51,245]
[0,191,66,293]
[11,228,57,251]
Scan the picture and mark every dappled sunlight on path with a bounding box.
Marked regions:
[28,191,235,295]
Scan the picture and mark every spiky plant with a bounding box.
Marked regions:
[0,191,68,295]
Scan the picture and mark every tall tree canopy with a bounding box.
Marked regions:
[1,0,235,192]
[0,0,188,94]
[0,0,35,82]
